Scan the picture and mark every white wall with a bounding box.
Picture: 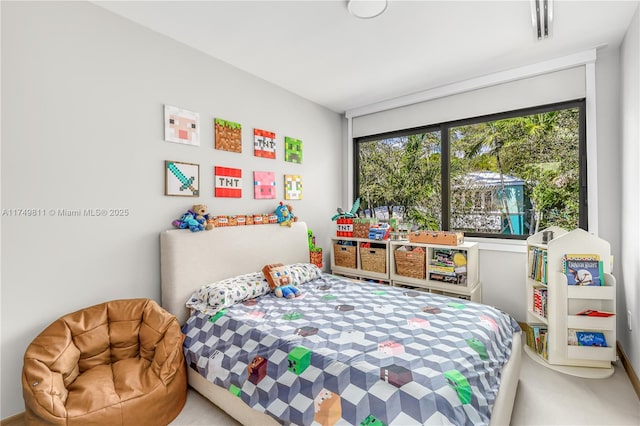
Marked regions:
[619,5,640,378]
[0,1,342,417]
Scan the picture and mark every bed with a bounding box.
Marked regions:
[161,221,522,426]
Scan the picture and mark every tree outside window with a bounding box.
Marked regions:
[355,100,585,238]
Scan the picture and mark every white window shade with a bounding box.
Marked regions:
[352,66,585,138]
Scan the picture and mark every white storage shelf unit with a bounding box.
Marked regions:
[390,240,480,303]
[330,237,390,283]
[525,227,616,378]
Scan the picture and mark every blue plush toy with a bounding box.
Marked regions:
[274,201,296,227]
[274,284,301,299]
[172,212,205,232]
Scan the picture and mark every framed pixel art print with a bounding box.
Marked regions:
[214,166,242,198]
[214,118,242,153]
[254,128,276,159]
[253,171,276,199]
[165,161,199,197]
[285,136,302,164]
[164,105,200,146]
[284,174,302,200]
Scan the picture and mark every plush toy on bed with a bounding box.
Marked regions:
[262,263,301,298]
[274,202,297,227]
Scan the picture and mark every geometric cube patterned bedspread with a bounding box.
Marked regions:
[182,274,520,426]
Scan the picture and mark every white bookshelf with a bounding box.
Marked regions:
[524,227,616,378]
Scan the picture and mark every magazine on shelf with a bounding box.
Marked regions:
[563,254,603,286]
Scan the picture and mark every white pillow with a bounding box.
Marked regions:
[186,271,270,316]
[285,263,323,286]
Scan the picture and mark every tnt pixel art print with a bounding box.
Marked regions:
[165,161,199,197]
[214,166,242,198]
[214,118,242,153]
[285,136,302,164]
[284,175,302,200]
[164,105,199,146]
[254,128,276,159]
[253,171,276,199]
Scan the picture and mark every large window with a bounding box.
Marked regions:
[354,100,586,239]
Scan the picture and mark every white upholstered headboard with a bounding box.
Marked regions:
[160,221,309,324]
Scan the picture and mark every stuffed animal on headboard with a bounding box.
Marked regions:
[262,263,301,299]
[274,202,297,227]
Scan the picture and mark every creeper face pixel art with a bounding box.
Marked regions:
[164,104,199,146]
[288,346,311,375]
[284,136,302,164]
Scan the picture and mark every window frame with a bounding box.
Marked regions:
[353,98,588,240]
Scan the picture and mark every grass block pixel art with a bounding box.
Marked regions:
[288,346,311,375]
[285,136,302,164]
[214,118,242,153]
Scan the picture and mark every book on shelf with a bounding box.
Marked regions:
[528,246,548,284]
[429,249,467,285]
[575,309,615,317]
[568,329,608,347]
[532,287,548,318]
[526,323,548,359]
[563,254,603,286]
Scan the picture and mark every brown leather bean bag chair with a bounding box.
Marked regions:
[22,299,187,425]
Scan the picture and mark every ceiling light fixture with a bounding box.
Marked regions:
[347,0,388,19]
[530,0,553,40]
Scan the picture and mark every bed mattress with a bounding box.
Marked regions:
[182,274,519,425]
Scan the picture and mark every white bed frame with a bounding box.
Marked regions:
[160,222,521,426]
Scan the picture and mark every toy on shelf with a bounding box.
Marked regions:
[172,204,214,232]
[308,229,323,268]
[274,202,297,227]
[331,198,360,221]
[171,203,302,231]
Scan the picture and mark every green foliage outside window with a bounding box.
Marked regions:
[356,102,583,237]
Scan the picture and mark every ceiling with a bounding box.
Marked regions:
[94,0,639,114]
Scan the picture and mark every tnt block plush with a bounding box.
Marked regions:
[288,346,311,375]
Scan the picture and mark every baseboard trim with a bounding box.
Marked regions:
[617,341,640,400]
[0,412,24,426]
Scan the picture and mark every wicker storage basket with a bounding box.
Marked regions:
[394,247,426,279]
[360,244,386,273]
[334,243,356,268]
